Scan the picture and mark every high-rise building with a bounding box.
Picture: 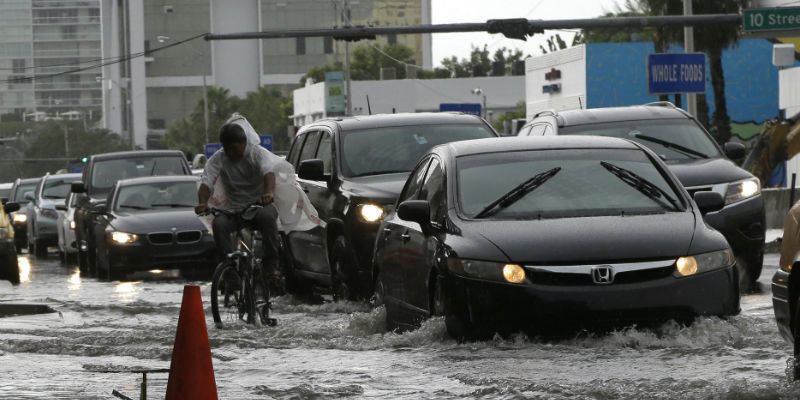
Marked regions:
[0,0,102,118]
[106,0,431,149]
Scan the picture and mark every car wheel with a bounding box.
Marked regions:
[735,253,762,293]
[96,248,118,282]
[1,252,20,285]
[34,239,47,259]
[435,275,482,341]
[27,242,34,254]
[372,269,385,308]
[330,236,357,302]
[86,238,97,277]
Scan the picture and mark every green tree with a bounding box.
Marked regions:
[300,62,344,86]
[539,34,570,54]
[492,101,526,133]
[350,43,416,80]
[239,87,294,151]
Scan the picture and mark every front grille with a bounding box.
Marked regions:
[613,266,674,283]
[148,232,173,245]
[527,263,676,286]
[176,230,202,243]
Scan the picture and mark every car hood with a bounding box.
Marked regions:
[341,172,410,201]
[465,213,695,263]
[109,209,206,233]
[665,158,752,187]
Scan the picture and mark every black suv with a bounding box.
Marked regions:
[284,112,498,300]
[71,150,191,275]
[520,102,764,289]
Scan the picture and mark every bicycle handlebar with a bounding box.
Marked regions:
[197,202,264,217]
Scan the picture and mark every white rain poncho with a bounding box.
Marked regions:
[200,113,324,232]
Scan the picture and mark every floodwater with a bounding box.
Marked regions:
[1,253,799,399]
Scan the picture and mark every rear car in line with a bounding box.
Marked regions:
[24,172,82,258]
[56,192,79,263]
[7,177,40,253]
[374,136,740,339]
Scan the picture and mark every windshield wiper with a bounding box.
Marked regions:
[119,204,148,210]
[632,134,709,159]
[474,167,561,219]
[151,203,193,208]
[600,161,680,211]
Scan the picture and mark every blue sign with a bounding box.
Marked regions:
[439,103,481,116]
[647,53,706,94]
[69,166,83,173]
[204,135,272,159]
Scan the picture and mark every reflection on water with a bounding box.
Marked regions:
[114,281,141,302]
[68,268,81,290]
[17,256,30,283]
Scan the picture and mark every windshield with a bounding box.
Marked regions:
[458,148,683,219]
[340,123,495,177]
[43,178,79,199]
[115,181,198,212]
[559,119,721,161]
[13,183,38,202]
[92,157,187,195]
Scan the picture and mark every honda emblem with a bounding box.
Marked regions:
[591,265,614,285]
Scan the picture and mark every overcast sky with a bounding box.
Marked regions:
[430,0,623,67]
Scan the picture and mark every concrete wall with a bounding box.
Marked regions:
[763,188,800,229]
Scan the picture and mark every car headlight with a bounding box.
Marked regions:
[13,213,27,223]
[110,231,138,244]
[673,248,734,277]
[69,220,76,230]
[0,227,10,239]
[724,178,760,205]
[448,258,527,284]
[358,203,386,223]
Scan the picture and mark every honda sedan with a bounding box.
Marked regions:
[374,136,740,339]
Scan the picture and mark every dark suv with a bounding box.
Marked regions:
[284,112,498,300]
[71,150,191,275]
[520,102,764,289]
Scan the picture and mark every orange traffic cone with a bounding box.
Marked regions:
[165,285,218,399]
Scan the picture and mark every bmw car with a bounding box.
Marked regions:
[90,175,216,281]
[374,136,740,339]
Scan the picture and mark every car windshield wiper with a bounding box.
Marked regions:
[474,167,561,219]
[151,203,193,208]
[600,161,680,211]
[632,134,709,159]
[119,204,148,210]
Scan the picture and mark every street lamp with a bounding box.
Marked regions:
[157,35,209,145]
[471,87,486,119]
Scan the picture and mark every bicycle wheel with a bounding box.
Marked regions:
[252,267,276,327]
[210,259,249,328]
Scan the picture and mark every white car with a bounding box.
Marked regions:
[56,192,79,263]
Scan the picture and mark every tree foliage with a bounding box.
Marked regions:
[492,101,526,133]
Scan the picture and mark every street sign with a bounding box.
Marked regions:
[204,135,272,158]
[744,7,800,32]
[69,166,83,173]
[439,103,481,116]
[647,53,706,95]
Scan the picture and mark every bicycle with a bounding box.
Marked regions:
[201,204,279,328]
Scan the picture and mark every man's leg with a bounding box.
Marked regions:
[252,205,280,277]
[211,214,237,262]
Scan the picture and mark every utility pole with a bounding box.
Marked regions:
[684,0,697,118]
[63,125,69,170]
[203,73,209,144]
[343,0,353,117]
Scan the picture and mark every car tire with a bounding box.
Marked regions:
[435,275,483,341]
[2,252,20,285]
[58,249,65,263]
[34,239,47,259]
[96,248,118,282]
[736,252,763,293]
[330,236,357,302]
[27,242,34,254]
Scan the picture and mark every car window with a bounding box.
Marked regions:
[287,133,307,167]
[115,181,198,212]
[398,157,431,203]
[0,187,10,199]
[559,119,722,160]
[340,123,495,177]
[91,157,187,195]
[457,148,683,219]
[298,131,322,164]
[418,157,446,223]
[13,183,37,202]
[316,131,333,174]
[42,178,79,199]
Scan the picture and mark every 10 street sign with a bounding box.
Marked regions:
[744,7,800,32]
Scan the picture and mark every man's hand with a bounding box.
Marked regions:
[195,204,207,215]
[260,192,274,205]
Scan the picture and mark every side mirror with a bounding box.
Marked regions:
[24,191,34,201]
[91,202,106,214]
[55,204,67,211]
[298,159,326,181]
[723,142,746,160]
[71,181,86,193]
[398,200,431,227]
[3,202,20,213]
[694,191,724,215]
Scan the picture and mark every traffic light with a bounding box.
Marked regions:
[80,156,88,163]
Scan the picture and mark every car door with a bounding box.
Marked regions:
[379,156,431,303]
[402,157,447,313]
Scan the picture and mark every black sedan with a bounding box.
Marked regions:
[374,136,740,339]
[91,175,216,281]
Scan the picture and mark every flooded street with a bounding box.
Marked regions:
[2,252,800,399]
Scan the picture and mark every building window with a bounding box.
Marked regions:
[12,59,25,73]
[148,119,166,129]
[296,37,305,55]
[388,34,397,45]
[324,36,333,54]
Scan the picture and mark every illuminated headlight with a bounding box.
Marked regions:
[448,258,527,284]
[724,178,760,205]
[69,220,76,230]
[0,227,10,239]
[674,248,734,277]
[358,203,385,222]
[111,231,138,244]
[13,214,27,223]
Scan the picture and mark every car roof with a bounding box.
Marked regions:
[14,177,41,185]
[439,136,641,158]
[90,149,187,162]
[552,105,691,127]
[116,175,199,187]
[301,112,490,133]
[0,182,12,189]
[43,173,82,181]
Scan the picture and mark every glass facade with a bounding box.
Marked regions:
[0,0,102,116]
